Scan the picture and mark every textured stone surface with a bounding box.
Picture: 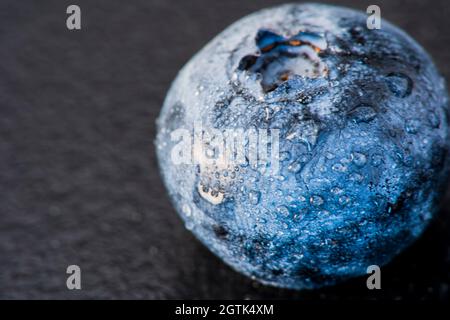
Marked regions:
[0,0,449,299]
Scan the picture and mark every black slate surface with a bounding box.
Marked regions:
[0,0,449,300]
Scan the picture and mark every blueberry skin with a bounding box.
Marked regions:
[156,3,449,289]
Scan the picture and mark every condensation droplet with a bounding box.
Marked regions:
[331,186,344,195]
[325,151,335,160]
[248,190,261,205]
[310,195,324,206]
[349,173,364,183]
[352,152,367,167]
[288,160,302,173]
[332,163,347,172]
[405,119,420,134]
[371,153,383,167]
[338,195,350,205]
[182,204,192,217]
[279,151,291,161]
[428,111,440,128]
[348,104,377,123]
[277,206,290,217]
[385,72,413,98]
[185,221,194,230]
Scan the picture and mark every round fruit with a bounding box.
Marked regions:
[156,3,449,289]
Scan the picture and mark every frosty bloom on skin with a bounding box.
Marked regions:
[170,123,280,175]
[156,3,449,290]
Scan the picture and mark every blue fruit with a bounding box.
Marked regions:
[156,3,449,289]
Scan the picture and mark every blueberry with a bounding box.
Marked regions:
[156,3,449,289]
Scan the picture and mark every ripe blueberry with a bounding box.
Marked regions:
[156,4,449,289]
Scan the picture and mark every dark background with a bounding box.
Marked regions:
[0,0,449,300]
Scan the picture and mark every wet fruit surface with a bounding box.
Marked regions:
[156,3,449,289]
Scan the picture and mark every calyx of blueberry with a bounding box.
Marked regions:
[238,29,328,92]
